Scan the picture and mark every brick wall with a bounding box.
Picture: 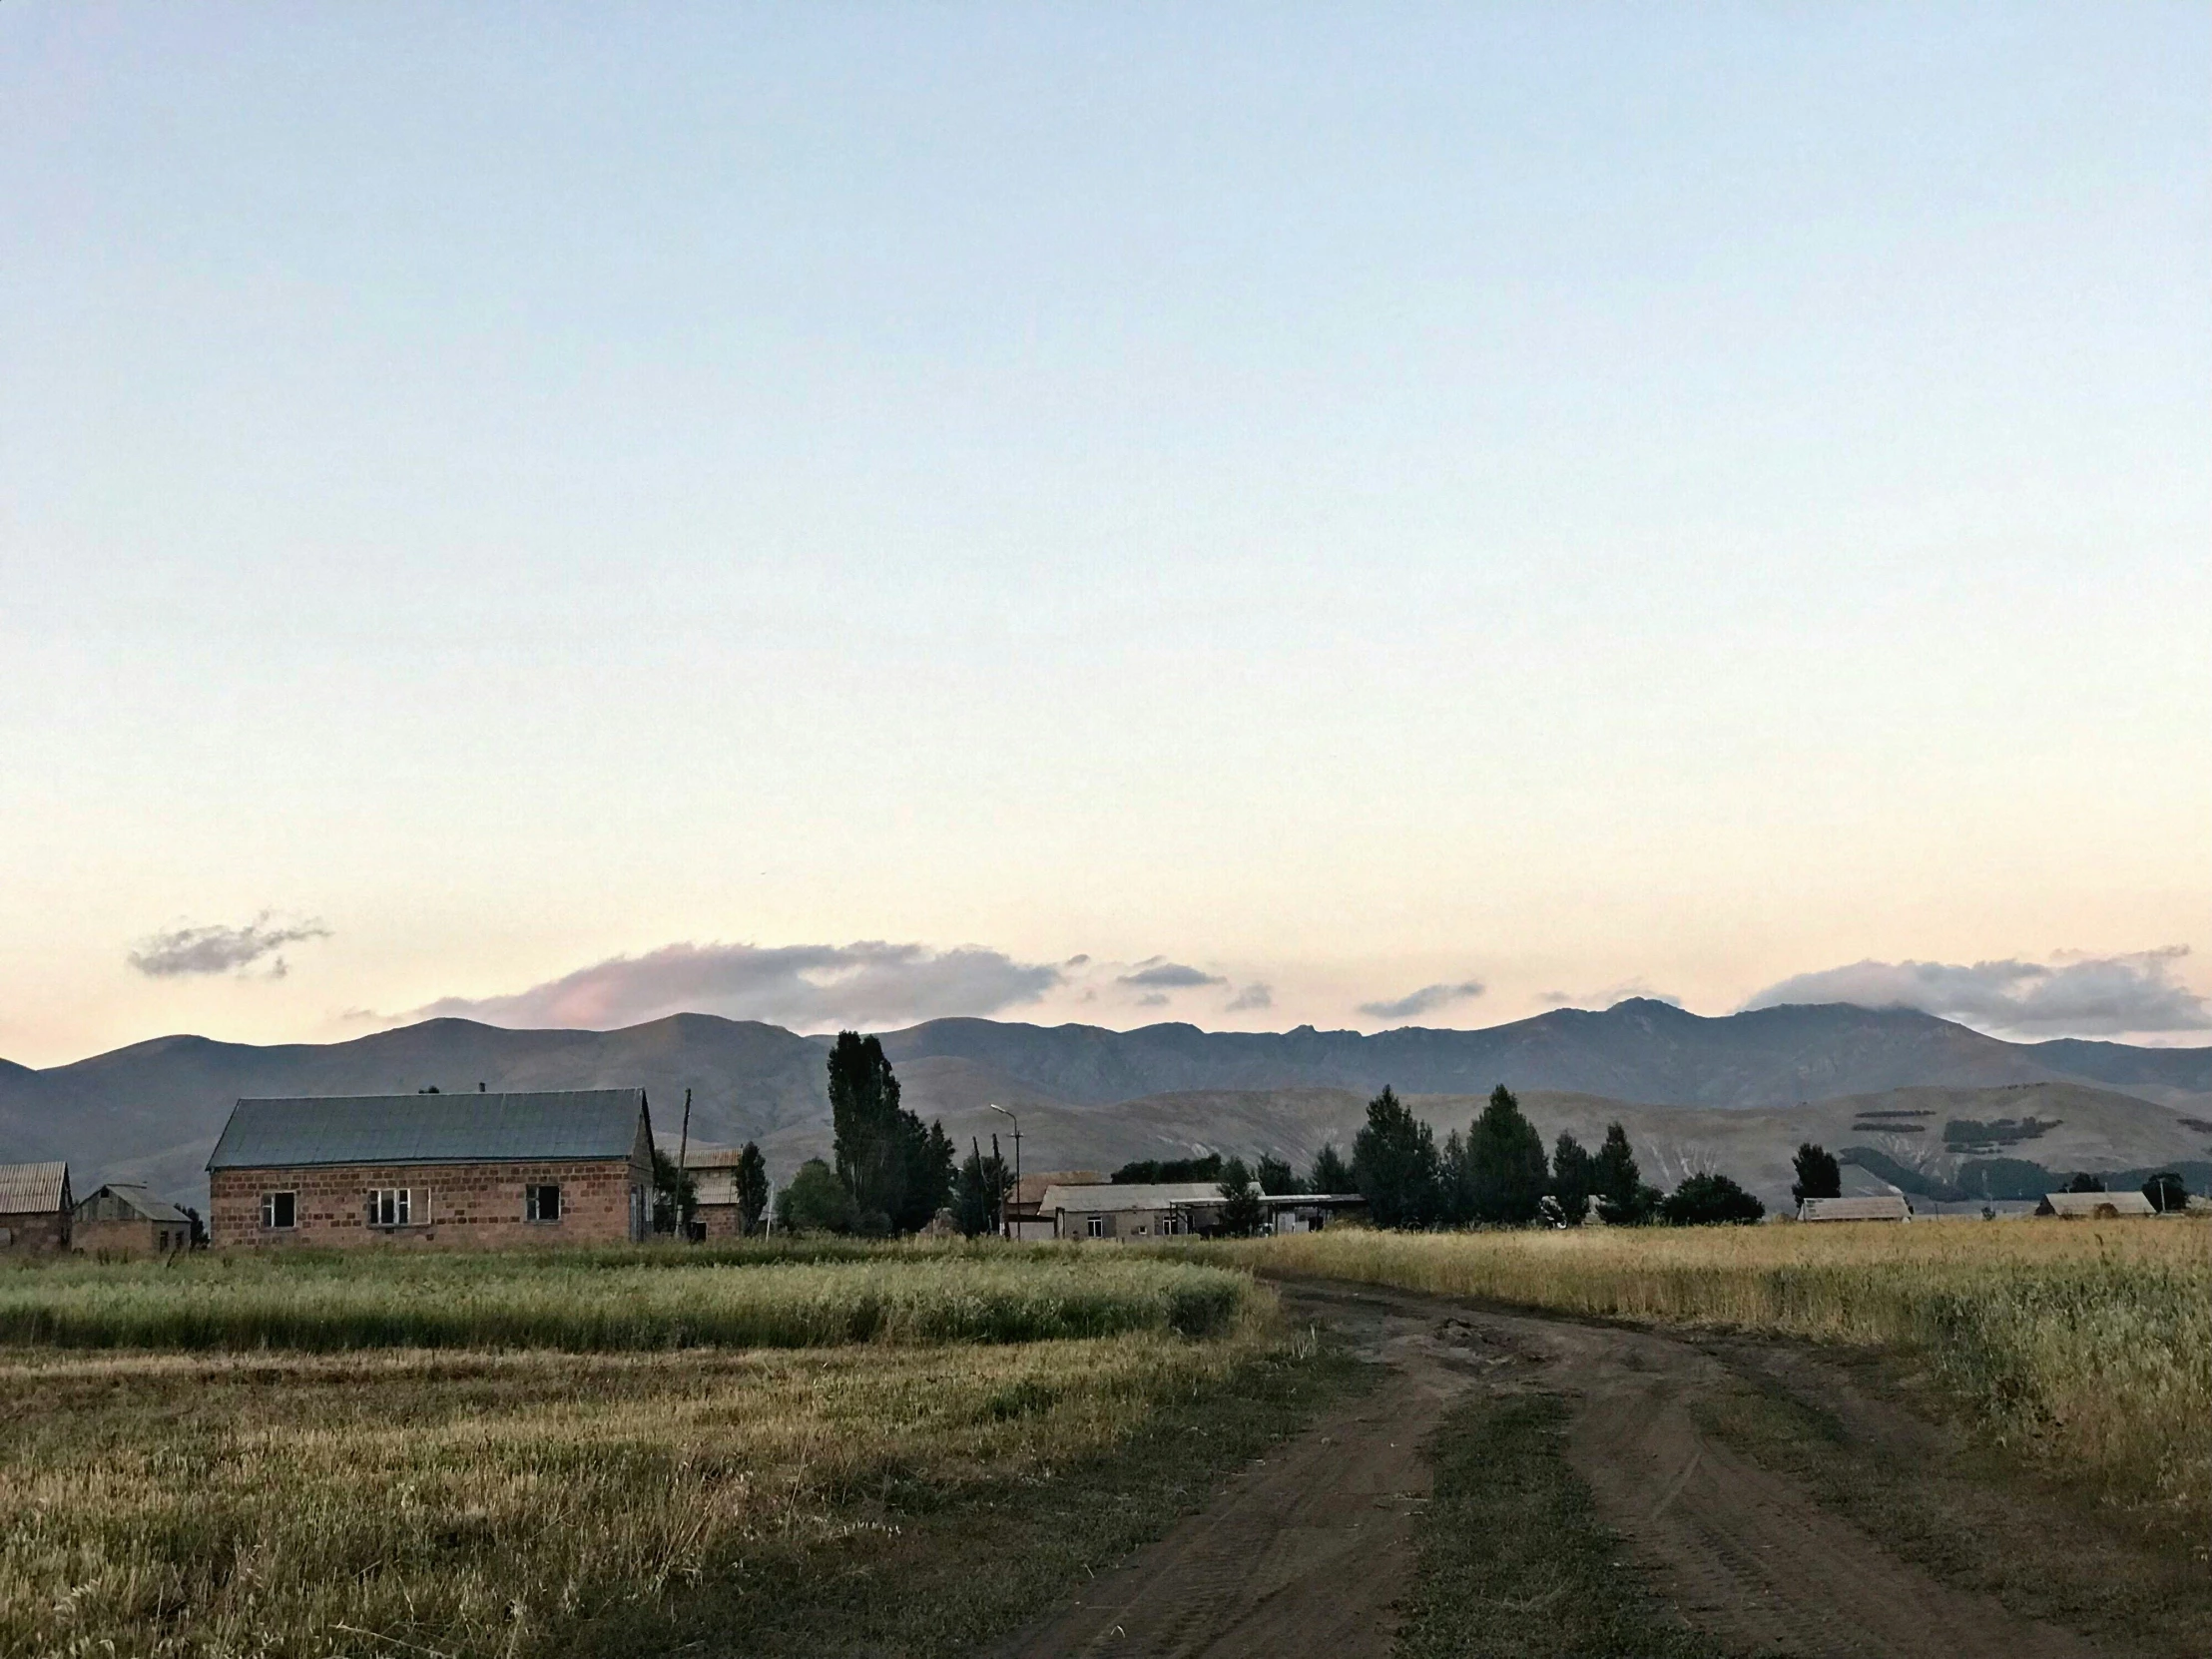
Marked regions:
[696,1202,747,1239]
[210,1158,649,1249]
[0,1209,68,1254]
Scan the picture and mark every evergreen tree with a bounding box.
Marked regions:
[1438,1129,1473,1226]
[1463,1085,1548,1225]
[1308,1143,1354,1194]
[1660,1172,1766,1226]
[1352,1085,1440,1229]
[2065,1171,2106,1193]
[1112,1155,1224,1184]
[735,1142,770,1235]
[1256,1154,1298,1195]
[1549,1132,1593,1226]
[1790,1143,1842,1205]
[1592,1122,1661,1225]
[1219,1157,1265,1236]
[2143,1172,2188,1214]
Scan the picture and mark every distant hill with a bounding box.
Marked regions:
[2,1000,2207,1207]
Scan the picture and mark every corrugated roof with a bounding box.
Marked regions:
[1799,1196,1913,1222]
[0,1161,69,1213]
[208,1090,649,1171]
[1039,1181,1225,1213]
[2037,1190,2156,1218]
[77,1183,191,1225]
[1013,1170,1107,1206]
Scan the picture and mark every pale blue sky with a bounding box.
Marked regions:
[3,5,2207,1063]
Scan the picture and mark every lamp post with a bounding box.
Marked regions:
[989,1103,1020,1239]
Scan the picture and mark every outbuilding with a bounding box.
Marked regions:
[0,1161,72,1254]
[683,1145,758,1239]
[1797,1195,1913,1223]
[207,1089,656,1249]
[1259,1192,1368,1233]
[2035,1190,2156,1220]
[73,1183,192,1256]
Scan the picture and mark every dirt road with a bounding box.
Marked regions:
[995,1278,2104,1659]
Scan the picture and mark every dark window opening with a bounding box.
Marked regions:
[526,1184,562,1224]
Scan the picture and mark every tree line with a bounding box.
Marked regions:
[1339,1084,1772,1228]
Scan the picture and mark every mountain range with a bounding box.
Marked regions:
[5,999,2210,1211]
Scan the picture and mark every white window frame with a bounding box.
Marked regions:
[1086,1214,1106,1239]
[526,1183,562,1224]
[367,1188,412,1229]
[262,1191,297,1231]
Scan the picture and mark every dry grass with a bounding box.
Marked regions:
[0,1248,1246,1350]
[0,1292,1302,1657]
[1210,1220,2212,1532]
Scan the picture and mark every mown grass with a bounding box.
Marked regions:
[1398,1390,1724,1659]
[0,1251,1354,1658]
[1206,1221,2212,1534]
[0,1246,1247,1350]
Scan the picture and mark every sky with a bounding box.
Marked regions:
[3,4,2207,1067]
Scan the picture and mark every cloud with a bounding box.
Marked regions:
[1535,979,1681,1010]
[1136,992,1171,1007]
[130,913,331,979]
[1742,947,2212,1038]
[1358,979,1486,1021]
[1117,959,1228,989]
[1226,982,1274,1011]
[412,940,1063,1031]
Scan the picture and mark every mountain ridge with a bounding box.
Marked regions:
[3,1001,2206,1207]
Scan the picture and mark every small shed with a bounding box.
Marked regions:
[0,1161,72,1254]
[1798,1195,1913,1223]
[1259,1192,1368,1234]
[682,1145,760,1239]
[73,1183,193,1256]
[2035,1191,2155,1220]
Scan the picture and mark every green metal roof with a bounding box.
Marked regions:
[208,1090,649,1171]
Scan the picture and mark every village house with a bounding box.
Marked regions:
[1004,1169,1107,1241]
[1038,1180,1228,1241]
[0,1161,72,1254]
[207,1089,656,1249]
[73,1183,192,1256]
[683,1145,755,1239]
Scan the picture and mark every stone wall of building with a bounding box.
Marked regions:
[0,1209,68,1254]
[209,1157,649,1249]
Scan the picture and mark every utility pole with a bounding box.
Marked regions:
[989,1103,1020,1239]
[677,1087,693,1242]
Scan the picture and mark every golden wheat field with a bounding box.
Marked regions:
[1212,1219,2212,1530]
[0,1250,1293,1659]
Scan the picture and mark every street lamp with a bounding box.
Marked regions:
[988,1103,1020,1239]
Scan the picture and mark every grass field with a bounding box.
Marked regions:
[0,1245,1246,1350]
[1209,1220,2212,1535]
[0,1246,1339,1659]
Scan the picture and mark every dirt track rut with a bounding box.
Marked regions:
[995,1278,2104,1659]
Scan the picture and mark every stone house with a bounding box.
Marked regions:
[207,1089,655,1249]
[73,1183,193,1256]
[0,1161,72,1254]
[683,1145,757,1239]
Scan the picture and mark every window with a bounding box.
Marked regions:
[367,1189,412,1228]
[261,1191,296,1230]
[526,1184,562,1224]
[1086,1214,1106,1239]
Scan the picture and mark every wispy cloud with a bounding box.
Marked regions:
[1226,982,1274,1011]
[1534,979,1680,1010]
[1742,947,2211,1038]
[412,940,1063,1031]
[130,913,331,979]
[1117,959,1227,989]
[1357,979,1486,1021]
